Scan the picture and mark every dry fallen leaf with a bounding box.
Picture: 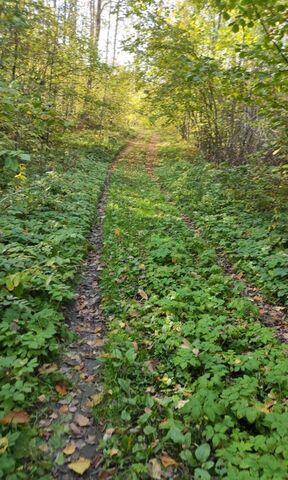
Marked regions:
[148,458,162,479]
[99,469,116,480]
[253,295,263,302]
[74,413,90,427]
[55,383,68,396]
[257,401,276,414]
[86,435,96,445]
[144,359,158,373]
[87,392,104,408]
[138,289,148,300]
[103,428,115,441]
[70,422,81,435]
[0,437,8,455]
[39,363,58,374]
[63,443,76,455]
[176,399,189,410]
[180,338,192,349]
[38,443,49,453]
[159,454,177,468]
[59,404,69,414]
[0,411,30,425]
[91,453,103,469]
[68,457,91,475]
[108,447,119,457]
[114,228,121,237]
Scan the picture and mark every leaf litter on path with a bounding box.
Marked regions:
[36,142,135,478]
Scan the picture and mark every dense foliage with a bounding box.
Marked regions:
[0,137,123,478]
[0,0,134,187]
[128,0,288,163]
[1,0,288,478]
[156,141,288,305]
[98,142,288,479]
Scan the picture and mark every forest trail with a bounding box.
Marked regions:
[2,131,288,480]
[2,0,287,477]
[42,135,287,479]
[39,141,135,479]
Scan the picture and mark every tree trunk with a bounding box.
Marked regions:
[112,1,120,66]
[105,0,112,63]
[95,0,102,51]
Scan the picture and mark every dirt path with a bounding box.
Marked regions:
[38,142,134,479]
[145,137,288,343]
[38,136,287,479]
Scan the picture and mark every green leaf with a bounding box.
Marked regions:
[168,426,185,444]
[231,23,239,33]
[195,468,211,480]
[246,407,258,424]
[182,397,202,419]
[195,444,211,463]
[19,153,30,162]
[4,157,18,172]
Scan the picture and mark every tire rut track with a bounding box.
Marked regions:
[145,137,288,343]
[38,141,135,479]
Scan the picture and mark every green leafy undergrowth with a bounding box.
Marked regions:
[99,144,288,479]
[0,139,123,478]
[156,142,288,306]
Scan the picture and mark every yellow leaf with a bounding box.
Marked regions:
[87,392,104,408]
[63,444,76,455]
[159,453,178,467]
[257,401,276,414]
[160,374,172,385]
[68,457,91,475]
[0,437,8,455]
[114,228,121,237]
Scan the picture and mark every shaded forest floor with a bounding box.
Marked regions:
[0,134,288,479]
